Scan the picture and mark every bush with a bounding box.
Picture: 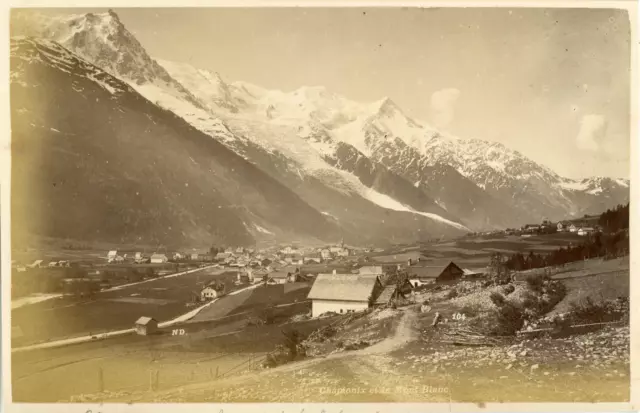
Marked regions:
[545,280,567,309]
[489,291,506,307]
[502,284,515,295]
[569,296,629,323]
[494,302,525,336]
[525,274,544,293]
[263,344,290,368]
[460,304,481,317]
[445,289,458,300]
[343,340,370,351]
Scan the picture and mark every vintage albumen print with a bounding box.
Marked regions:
[5,5,634,407]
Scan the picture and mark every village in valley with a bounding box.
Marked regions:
[10,204,630,403]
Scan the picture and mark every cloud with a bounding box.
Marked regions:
[576,114,607,152]
[430,88,460,129]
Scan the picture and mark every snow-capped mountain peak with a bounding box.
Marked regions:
[11,10,206,110]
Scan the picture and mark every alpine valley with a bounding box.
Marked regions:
[9,10,630,248]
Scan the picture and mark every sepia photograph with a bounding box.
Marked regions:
[3,2,636,409]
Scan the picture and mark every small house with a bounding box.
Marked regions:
[268,266,299,284]
[107,250,118,262]
[461,268,485,279]
[215,252,232,261]
[200,286,220,300]
[336,248,350,257]
[578,227,595,236]
[307,273,384,317]
[304,254,322,264]
[320,248,332,260]
[134,317,158,336]
[280,246,299,255]
[150,253,168,264]
[283,253,303,265]
[27,260,43,269]
[568,224,578,233]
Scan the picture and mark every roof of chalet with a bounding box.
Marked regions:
[374,285,397,305]
[358,265,384,275]
[135,316,157,325]
[270,266,299,278]
[307,273,380,302]
[407,261,463,279]
[150,253,167,259]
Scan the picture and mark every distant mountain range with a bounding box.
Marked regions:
[9,10,630,248]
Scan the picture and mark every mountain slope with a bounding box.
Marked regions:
[10,37,342,247]
[11,9,207,111]
[332,101,630,224]
[10,37,468,248]
[11,10,628,237]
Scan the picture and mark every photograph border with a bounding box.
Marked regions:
[1,1,637,412]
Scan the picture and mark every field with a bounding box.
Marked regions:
[12,313,336,402]
[369,233,586,270]
[189,282,312,323]
[10,234,629,403]
[549,258,629,316]
[11,267,238,347]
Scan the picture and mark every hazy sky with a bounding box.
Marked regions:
[38,7,631,179]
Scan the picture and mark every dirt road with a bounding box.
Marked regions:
[108,307,430,403]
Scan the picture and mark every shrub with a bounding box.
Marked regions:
[545,280,567,309]
[493,302,524,336]
[445,289,458,300]
[502,284,515,295]
[489,291,506,307]
[460,304,481,318]
[569,296,628,323]
[263,344,290,368]
[525,274,544,293]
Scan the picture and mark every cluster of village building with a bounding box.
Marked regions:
[133,258,484,335]
[101,242,355,267]
[306,259,485,318]
[517,220,601,236]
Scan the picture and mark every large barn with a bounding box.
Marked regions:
[407,261,464,287]
[307,273,383,318]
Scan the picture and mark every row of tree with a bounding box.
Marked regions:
[503,230,629,271]
[598,203,629,233]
